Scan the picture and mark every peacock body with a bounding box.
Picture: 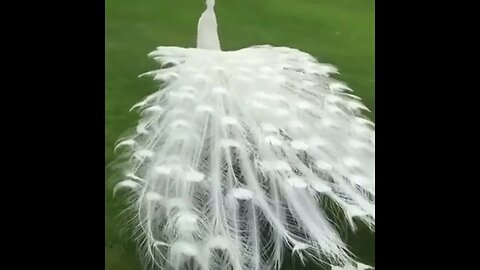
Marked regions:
[113,1,375,269]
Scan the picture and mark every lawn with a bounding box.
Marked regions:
[106,0,375,269]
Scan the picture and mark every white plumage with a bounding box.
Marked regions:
[113,1,374,270]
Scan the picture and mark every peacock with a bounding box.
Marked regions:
[112,1,375,269]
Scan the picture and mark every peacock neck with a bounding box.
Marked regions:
[197,0,221,50]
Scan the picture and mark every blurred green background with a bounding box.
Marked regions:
[106,0,374,269]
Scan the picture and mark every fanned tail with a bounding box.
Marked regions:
[114,44,374,270]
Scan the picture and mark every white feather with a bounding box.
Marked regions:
[113,1,375,269]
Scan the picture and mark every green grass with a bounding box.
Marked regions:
[106,0,374,269]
